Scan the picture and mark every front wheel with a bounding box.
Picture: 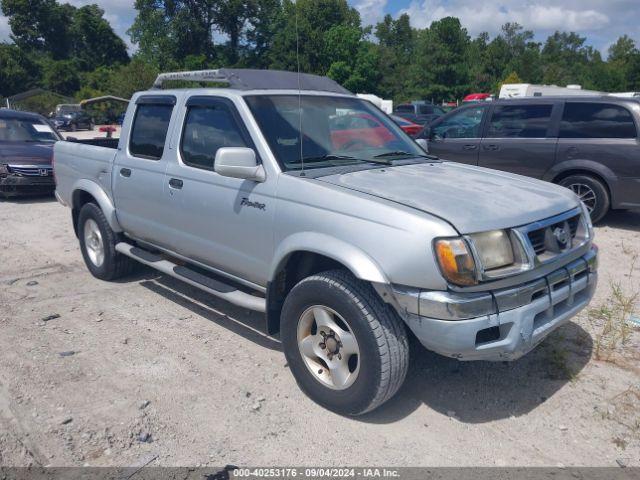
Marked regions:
[558,174,610,223]
[281,270,409,416]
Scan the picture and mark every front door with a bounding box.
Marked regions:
[478,102,559,178]
[425,105,488,165]
[162,95,276,286]
[113,95,177,246]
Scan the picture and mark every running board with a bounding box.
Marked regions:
[115,242,266,313]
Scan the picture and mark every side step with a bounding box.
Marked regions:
[116,242,266,313]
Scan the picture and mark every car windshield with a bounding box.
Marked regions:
[245,95,428,171]
[0,117,59,143]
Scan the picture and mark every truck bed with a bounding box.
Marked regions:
[67,137,120,149]
[54,139,119,207]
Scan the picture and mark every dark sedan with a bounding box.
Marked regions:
[0,109,61,197]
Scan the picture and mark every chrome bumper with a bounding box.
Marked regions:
[393,247,598,361]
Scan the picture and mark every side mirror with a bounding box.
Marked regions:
[214,147,266,182]
[415,138,429,152]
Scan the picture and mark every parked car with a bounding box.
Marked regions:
[52,110,94,131]
[462,93,492,103]
[390,115,422,137]
[54,69,597,415]
[393,101,445,126]
[419,96,640,222]
[0,109,61,197]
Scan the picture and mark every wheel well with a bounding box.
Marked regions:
[552,169,611,199]
[71,190,97,237]
[265,252,349,335]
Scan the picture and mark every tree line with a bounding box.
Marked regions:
[2,0,640,110]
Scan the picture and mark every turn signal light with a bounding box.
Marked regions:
[434,238,478,286]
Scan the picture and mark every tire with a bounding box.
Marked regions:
[77,202,136,280]
[70,123,77,132]
[558,174,610,223]
[280,270,409,416]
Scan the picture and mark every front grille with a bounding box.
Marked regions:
[7,165,52,177]
[526,213,582,259]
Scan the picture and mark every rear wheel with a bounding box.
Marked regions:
[78,202,136,280]
[281,270,409,416]
[559,174,610,223]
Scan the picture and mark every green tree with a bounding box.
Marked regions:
[0,43,41,96]
[269,0,360,74]
[41,59,80,95]
[409,17,470,102]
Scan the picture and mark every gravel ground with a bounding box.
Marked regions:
[0,197,638,468]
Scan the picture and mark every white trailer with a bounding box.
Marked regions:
[499,84,602,99]
[356,93,393,114]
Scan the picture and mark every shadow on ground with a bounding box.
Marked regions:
[362,321,593,424]
[0,193,56,205]
[599,209,640,232]
[139,274,281,352]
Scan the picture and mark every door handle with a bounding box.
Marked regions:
[168,178,183,189]
[566,146,579,158]
[483,144,499,151]
[462,144,477,150]
[120,168,131,177]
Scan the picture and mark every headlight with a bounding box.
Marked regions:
[434,237,478,286]
[468,230,514,270]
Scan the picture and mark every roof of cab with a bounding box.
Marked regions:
[150,68,352,95]
[0,108,47,120]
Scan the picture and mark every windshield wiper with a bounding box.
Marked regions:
[301,154,359,162]
[373,151,431,159]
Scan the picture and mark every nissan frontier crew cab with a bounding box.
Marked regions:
[54,69,598,415]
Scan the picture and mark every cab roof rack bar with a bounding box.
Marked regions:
[151,68,352,95]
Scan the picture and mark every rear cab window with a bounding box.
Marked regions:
[560,102,637,139]
[487,104,553,138]
[129,95,176,160]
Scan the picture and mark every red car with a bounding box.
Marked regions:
[330,113,394,149]
[462,93,492,103]
[390,115,422,137]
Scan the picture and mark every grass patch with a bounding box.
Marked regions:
[588,254,639,362]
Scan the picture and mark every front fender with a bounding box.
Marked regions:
[270,232,388,284]
[71,179,122,233]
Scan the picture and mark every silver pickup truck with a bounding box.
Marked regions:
[54,69,598,415]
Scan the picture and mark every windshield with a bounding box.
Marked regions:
[245,95,428,171]
[0,118,60,143]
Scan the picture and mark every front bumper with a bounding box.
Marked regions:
[395,247,598,361]
[0,174,55,196]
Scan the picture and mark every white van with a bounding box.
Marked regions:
[499,84,602,99]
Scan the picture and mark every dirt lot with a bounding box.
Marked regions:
[0,197,638,468]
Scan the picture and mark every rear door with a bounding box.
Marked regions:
[556,101,640,207]
[479,102,559,178]
[112,95,177,245]
[424,104,488,165]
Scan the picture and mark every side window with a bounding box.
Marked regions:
[395,105,414,113]
[560,103,637,139]
[129,103,174,160]
[418,105,433,114]
[431,106,486,139]
[180,100,249,170]
[486,104,553,138]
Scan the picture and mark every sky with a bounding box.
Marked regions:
[1,0,638,57]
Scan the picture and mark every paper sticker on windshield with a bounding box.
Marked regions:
[33,124,54,133]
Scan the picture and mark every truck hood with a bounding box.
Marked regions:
[0,142,54,166]
[316,162,579,233]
